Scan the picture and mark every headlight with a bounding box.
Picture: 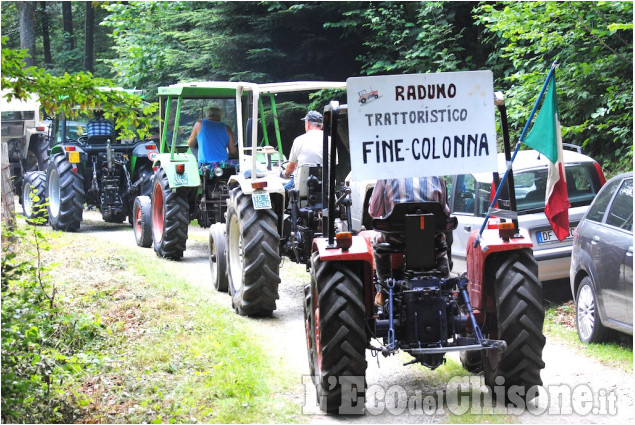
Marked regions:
[213,167,224,177]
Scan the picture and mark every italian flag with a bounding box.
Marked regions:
[523,75,571,241]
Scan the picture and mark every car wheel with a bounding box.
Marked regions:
[576,276,607,343]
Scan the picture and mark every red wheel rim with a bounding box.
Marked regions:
[134,203,143,234]
[152,183,164,242]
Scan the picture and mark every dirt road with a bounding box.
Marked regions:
[75,211,633,424]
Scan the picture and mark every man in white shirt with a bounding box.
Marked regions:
[282,110,323,190]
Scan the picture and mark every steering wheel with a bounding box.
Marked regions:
[77,135,88,144]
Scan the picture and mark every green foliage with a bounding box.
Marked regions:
[102,1,363,90]
[1,224,106,423]
[0,1,116,77]
[475,1,633,176]
[326,2,484,75]
[1,37,158,140]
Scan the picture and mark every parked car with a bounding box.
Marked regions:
[444,149,606,281]
[570,172,633,343]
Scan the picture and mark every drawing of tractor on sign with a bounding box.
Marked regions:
[304,71,545,414]
[357,88,379,104]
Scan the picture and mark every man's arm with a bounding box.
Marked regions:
[284,139,301,178]
[368,180,386,218]
[226,125,237,158]
[187,120,202,148]
[283,161,297,179]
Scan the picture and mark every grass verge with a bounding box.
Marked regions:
[544,301,632,372]
[4,224,299,423]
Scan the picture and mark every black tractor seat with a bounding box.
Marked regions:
[372,202,457,234]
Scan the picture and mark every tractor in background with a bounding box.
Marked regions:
[21,95,157,230]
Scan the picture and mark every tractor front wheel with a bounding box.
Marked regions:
[133,195,152,248]
[22,171,48,225]
[226,187,281,316]
[305,253,367,414]
[209,222,228,292]
[482,249,545,398]
[151,167,189,259]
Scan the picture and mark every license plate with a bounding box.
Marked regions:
[174,173,188,185]
[68,151,80,163]
[536,227,575,244]
[252,192,271,210]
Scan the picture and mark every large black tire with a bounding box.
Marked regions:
[151,168,189,259]
[226,187,281,316]
[47,153,84,231]
[133,196,152,248]
[575,276,607,343]
[22,171,48,225]
[209,222,228,292]
[18,134,50,205]
[306,253,367,414]
[482,249,545,397]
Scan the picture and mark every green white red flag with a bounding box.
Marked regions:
[523,74,570,241]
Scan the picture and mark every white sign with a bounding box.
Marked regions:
[346,71,498,181]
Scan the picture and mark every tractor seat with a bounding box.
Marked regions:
[86,135,114,145]
[295,165,322,208]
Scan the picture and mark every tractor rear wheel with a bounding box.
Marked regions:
[306,253,367,414]
[209,222,228,292]
[22,171,48,225]
[133,195,152,248]
[47,153,84,231]
[226,187,280,316]
[482,249,545,398]
[151,167,189,259]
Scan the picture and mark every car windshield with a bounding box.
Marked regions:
[512,163,602,213]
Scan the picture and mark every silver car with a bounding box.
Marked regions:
[446,149,606,281]
[570,172,633,343]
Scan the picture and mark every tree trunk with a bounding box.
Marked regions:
[62,1,74,51]
[17,1,37,67]
[1,142,16,234]
[40,1,52,65]
[84,2,94,72]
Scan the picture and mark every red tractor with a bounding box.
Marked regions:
[304,98,545,414]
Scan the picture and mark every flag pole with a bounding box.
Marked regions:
[473,60,558,248]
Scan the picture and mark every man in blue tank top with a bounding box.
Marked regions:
[187,107,237,165]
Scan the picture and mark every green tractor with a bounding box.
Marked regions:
[22,98,158,230]
[144,81,347,317]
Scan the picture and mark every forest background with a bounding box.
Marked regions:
[1,1,632,175]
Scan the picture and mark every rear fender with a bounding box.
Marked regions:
[131,141,159,175]
[132,141,159,161]
[312,234,376,319]
[153,152,200,189]
[467,227,533,313]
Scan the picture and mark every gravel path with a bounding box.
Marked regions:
[74,210,634,423]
